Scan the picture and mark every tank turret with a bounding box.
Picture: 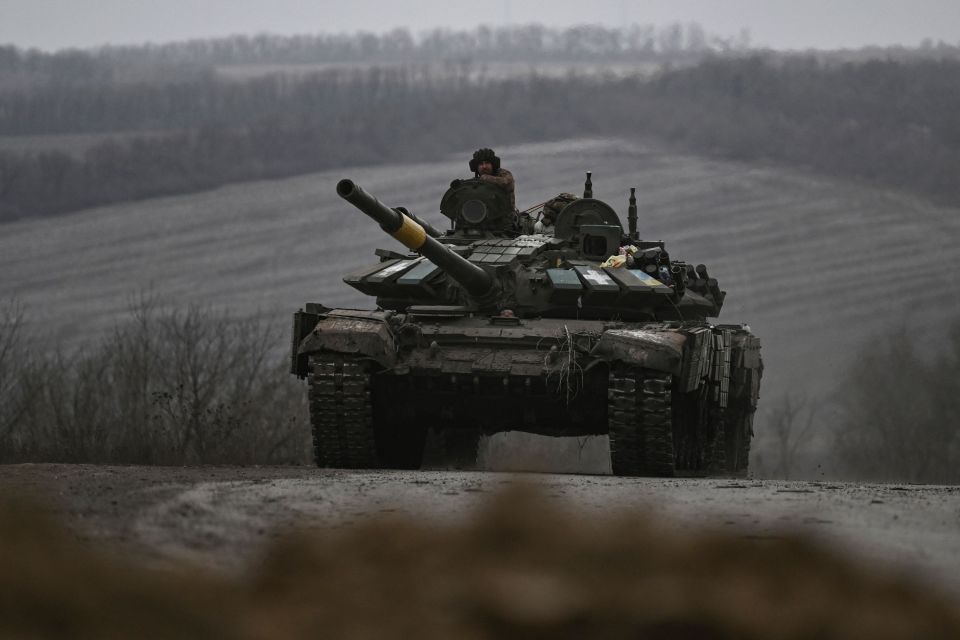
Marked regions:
[337,177,722,321]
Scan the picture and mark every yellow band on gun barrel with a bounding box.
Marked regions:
[391,215,427,250]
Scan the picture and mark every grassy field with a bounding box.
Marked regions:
[2,137,958,450]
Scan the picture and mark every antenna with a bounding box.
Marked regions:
[583,171,593,198]
[627,187,638,240]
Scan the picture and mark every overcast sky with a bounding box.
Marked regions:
[1,0,958,52]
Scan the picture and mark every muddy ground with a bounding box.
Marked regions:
[4,460,960,639]
[3,460,959,591]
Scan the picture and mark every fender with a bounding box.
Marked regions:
[594,328,687,375]
[296,310,396,372]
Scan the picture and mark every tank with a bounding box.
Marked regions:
[291,173,762,476]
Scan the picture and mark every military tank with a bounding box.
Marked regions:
[291,172,762,476]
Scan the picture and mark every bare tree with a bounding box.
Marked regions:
[0,299,52,460]
[755,392,818,480]
[2,299,308,465]
[0,299,25,447]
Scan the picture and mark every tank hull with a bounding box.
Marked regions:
[293,308,762,476]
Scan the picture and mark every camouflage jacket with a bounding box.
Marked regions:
[478,168,515,210]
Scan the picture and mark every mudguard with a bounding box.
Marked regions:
[593,328,687,375]
[297,311,396,370]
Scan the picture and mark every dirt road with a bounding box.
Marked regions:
[3,460,959,595]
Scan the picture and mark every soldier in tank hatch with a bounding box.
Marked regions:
[470,148,515,211]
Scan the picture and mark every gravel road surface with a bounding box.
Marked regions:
[3,460,959,595]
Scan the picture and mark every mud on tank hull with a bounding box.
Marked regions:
[292,307,762,477]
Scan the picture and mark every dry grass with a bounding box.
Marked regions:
[2,486,960,639]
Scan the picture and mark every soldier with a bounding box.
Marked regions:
[535,192,577,234]
[470,148,515,210]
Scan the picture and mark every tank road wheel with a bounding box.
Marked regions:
[308,354,379,469]
[608,367,675,476]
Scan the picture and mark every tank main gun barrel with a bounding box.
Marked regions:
[336,179,495,299]
[395,207,443,238]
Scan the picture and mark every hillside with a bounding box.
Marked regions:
[2,138,959,457]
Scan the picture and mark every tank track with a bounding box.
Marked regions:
[308,354,379,468]
[608,368,675,476]
[723,400,754,475]
[672,384,724,475]
[707,404,727,474]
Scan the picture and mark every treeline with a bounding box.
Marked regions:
[0,67,549,218]
[644,56,960,202]
[0,45,113,90]
[1,55,959,221]
[0,23,742,88]
[0,45,208,91]
[99,23,746,66]
[0,74,320,134]
[0,67,598,219]
[4,25,958,92]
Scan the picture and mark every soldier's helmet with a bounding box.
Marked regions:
[469,148,500,174]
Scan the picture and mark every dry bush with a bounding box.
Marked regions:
[751,393,819,480]
[0,298,31,450]
[3,487,960,639]
[1,298,308,465]
[833,325,960,483]
[0,299,51,459]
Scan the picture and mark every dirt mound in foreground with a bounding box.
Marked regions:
[2,487,959,640]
